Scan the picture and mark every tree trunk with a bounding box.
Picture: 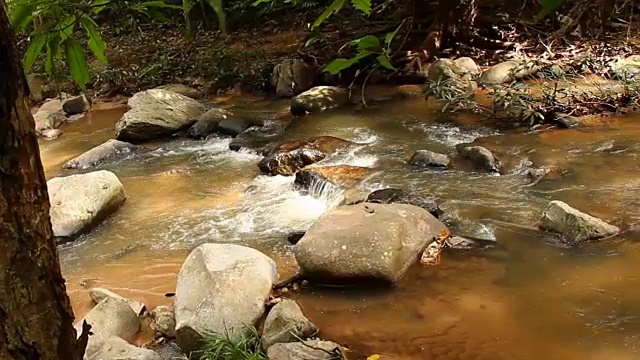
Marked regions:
[0,1,80,359]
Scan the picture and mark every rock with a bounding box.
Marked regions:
[174,243,278,353]
[526,166,563,183]
[63,94,91,115]
[26,73,49,102]
[115,89,207,143]
[90,288,146,316]
[294,203,449,285]
[63,139,135,170]
[609,55,640,80]
[456,145,501,173]
[218,116,263,137]
[38,97,65,113]
[259,136,353,176]
[365,188,441,218]
[267,339,343,360]
[48,170,126,239]
[150,306,176,339]
[287,230,306,245]
[40,128,62,140]
[261,299,318,349]
[538,200,620,244]
[271,59,317,97]
[89,336,162,360]
[229,122,289,152]
[427,59,477,93]
[185,108,229,139]
[147,340,184,360]
[33,108,66,133]
[295,165,373,190]
[478,60,540,85]
[155,84,203,99]
[75,297,140,357]
[453,57,480,78]
[408,150,450,169]
[551,112,580,128]
[342,187,369,205]
[67,113,85,122]
[290,86,350,116]
[445,235,496,250]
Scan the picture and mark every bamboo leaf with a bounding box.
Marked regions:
[312,0,345,29]
[205,0,227,34]
[376,54,395,70]
[352,35,379,50]
[9,3,34,30]
[80,15,107,63]
[23,34,47,72]
[45,34,61,74]
[63,38,90,90]
[351,0,371,15]
[324,58,355,74]
[140,0,186,9]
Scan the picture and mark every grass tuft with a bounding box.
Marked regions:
[190,326,267,360]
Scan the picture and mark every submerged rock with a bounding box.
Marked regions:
[90,287,146,316]
[290,86,350,116]
[408,150,450,169]
[365,188,441,218]
[266,339,343,360]
[478,60,540,85]
[271,59,317,97]
[261,299,318,350]
[115,89,207,143]
[294,203,449,285]
[48,170,126,239]
[89,336,162,360]
[63,139,135,170]
[75,297,140,357]
[259,136,353,176]
[445,235,496,250]
[150,306,176,339]
[174,243,278,353]
[538,200,620,245]
[456,145,501,173]
[526,165,563,183]
[62,94,91,115]
[295,165,373,190]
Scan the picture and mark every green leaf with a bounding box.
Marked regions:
[324,58,355,74]
[63,38,91,90]
[56,15,77,40]
[351,0,371,14]
[384,18,405,48]
[205,0,227,34]
[312,0,345,29]
[376,54,395,70]
[45,34,61,74]
[352,35,379,50]
[535,0,562,20]
[80,15,107,63]
[140,0,186,9]
[9,3,34,30]
[252,0,272,5]
[23,34,47,72]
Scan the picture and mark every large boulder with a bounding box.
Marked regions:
[478,60,540,85]
[271,59,317,97]
[63,139,135,170]
[229,121,289,152]
[218,116,263,137]
[294,203,449,285]
[290,86,350,116]
[365,188,441,218]
[89,336,162,360]
[75,297,140,358]
[426,59,477,93]
[266,339,343,360]
[261,299,318,350]
[408,150,450,169]
[294,165,373,190]
[48,170,126,239]
[89,288,146,316]
[538,200,620,245]
[456,145,501,173]
[609,55,640,80]
[63,94,91,115]
[259,136,353,176]
[185,108,231,139]
[174,243,278,353]
[115,89,207,143]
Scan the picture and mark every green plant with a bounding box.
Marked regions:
[191,326,267,360]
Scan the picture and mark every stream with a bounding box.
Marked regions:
[38,87,640,360]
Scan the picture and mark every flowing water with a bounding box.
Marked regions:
[38,87,640,359]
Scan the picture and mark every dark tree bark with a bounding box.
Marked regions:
[0,1,80,359]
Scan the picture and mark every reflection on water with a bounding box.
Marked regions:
[39,90,640,359]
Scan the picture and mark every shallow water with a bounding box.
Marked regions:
[39,88,640,359]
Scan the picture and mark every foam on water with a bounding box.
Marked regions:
[406,122,498,146]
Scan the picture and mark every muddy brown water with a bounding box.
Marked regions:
[39,88,640,359]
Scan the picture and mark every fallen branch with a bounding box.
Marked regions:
[420,229,451,266]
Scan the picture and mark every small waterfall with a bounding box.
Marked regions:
[304,174,345,210]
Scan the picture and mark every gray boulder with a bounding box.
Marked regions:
[89,336,162,360]
[609,55,640,80]
[218,116,263,137]
[478,60,540,85]
[75,297,140,358]
[90,288,146,316]
[294,203,449,285]
[115,89,207,143]
[538,200,620,245]
[48,170,126,239]
[271,59,317,97]
[261,299,318,350]
[174,243,278,353]
[456,145,501,173]
[266,339,343,360]
[63,139,135,169]
[154,84,203,99]
[427,59,477,93]
[408,150,450,169]
[185,108,230,139]
[150,306,176,339]
[33,99,67,134]
[63,94,91,115]
[365,188,441,218]
[290,86,350,116]
[453,57,480,78]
